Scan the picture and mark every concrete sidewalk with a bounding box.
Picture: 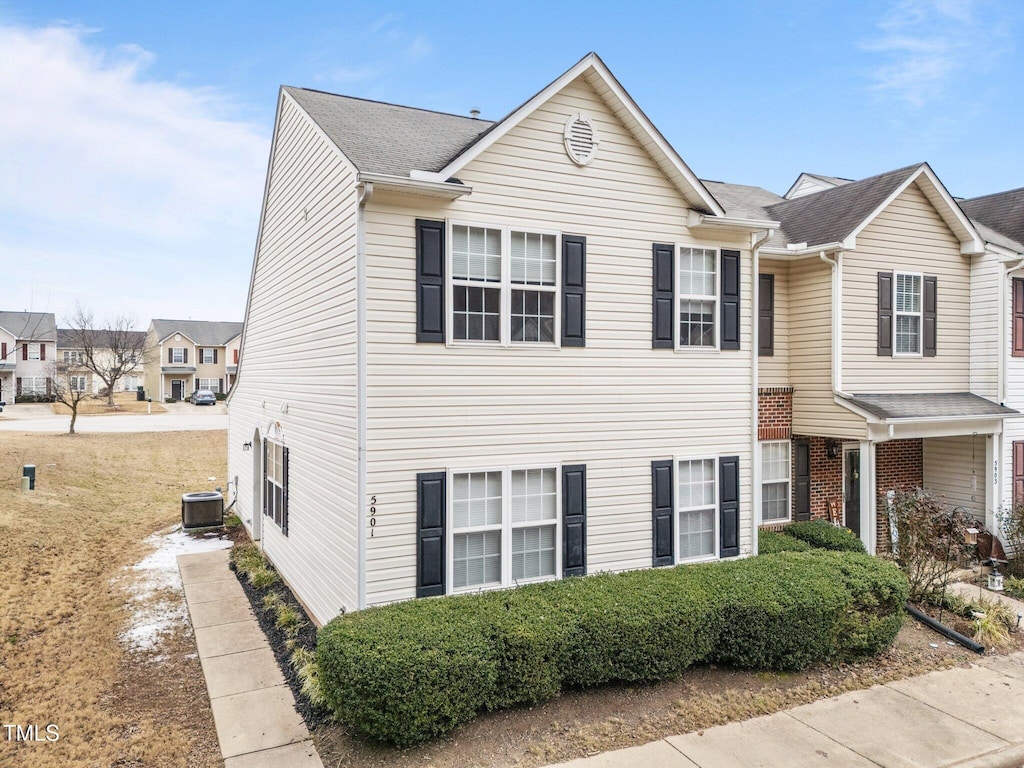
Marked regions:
[178,549,324,768]
[546,653,1024,768]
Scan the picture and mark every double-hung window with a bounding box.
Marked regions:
[27,343,41,360]
[450,466,559,590]
[677,458,717,560]
[171,347,185,364]
[894,272,922,355]
[201,348,216,364]
[198,378,220,392]
[63,350,84,364]
[760,441,791,523]
[264,438,288,532]
[678,247,718,347]
[449,223,559,346]
[70,375,87,392]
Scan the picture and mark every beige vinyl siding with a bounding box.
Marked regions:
[923,435,986,522]
[843,182,971,393]
[788,256,865,438]
[363,75,754,607]
[227,91,360,625]
[759,259,789,387]
[969,252,1000,399]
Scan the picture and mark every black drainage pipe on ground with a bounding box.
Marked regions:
[905,603,985,654]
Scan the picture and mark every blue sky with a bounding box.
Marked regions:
[1,0,1021,325]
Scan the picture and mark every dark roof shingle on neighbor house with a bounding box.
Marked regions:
[57,328,147,349]
[152,319,243,347]
[960,188,1024,249]
[845,392,1018,421]
[0,311,57,340]
[283,87,495,177]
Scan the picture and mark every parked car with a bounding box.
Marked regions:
[190,389,216,406]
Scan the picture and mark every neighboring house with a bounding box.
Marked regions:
[959,189,1024,530]
[708,164,1017,551]
[144,320,243,401]
[56,328,147,395]
[0,311,57,402]
[227,53,1018,626]
[229,53,777,624]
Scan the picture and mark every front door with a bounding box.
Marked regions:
[844,447,861,539]
[171,379,184,401]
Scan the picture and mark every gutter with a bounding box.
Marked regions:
[750,228,773,556]
[819,250,851,399]
[686,211,780,232]
[355,180,373,612]
[760,241,845,259]
[358,172,471,199]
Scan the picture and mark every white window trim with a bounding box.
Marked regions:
[446,219,562,349]
[27,343,41,360]
[201,348,216,364]
[70,375,87,393]
[759,440,792,524]
[676,244,720,352]
[264,437,286,527]
[170,346,186,364]
[674,454,719,563]
[446,462,563,594]
[197,378,220,393]
[893,270,923,357]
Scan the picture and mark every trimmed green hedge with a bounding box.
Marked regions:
[318,551,906,746]
[758,528,811,553]
[783,520,866,553]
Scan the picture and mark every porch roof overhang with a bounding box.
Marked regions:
[835,392,1020,441]
[225,366,237,375]
[0,363,14,372]
[161,366,196,374]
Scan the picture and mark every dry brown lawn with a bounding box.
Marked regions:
[0,430,224,768]
[51,392,167,416]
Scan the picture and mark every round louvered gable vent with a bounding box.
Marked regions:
[564,113,599,166]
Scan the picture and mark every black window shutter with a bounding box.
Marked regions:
[1014,279,1024,358]
[923,275,937,357]
[281,446,290,536]
[416,219,445,343]
[561,464,587,576]
[214,348,219,364]
[262,439,269,519]
[877,272,893,356]
[416,472,446,597]
[218,378,224,393]
[561,236,586,347]
[184,347,188,364]
[720,250,741,350]
[651,459,674,566]
[758,273,774,356]
[167,347,172,364]
[719,455,740,558]
[794,440,811,522]
[652,244,674,348]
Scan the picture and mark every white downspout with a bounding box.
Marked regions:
[999,258,1024,405]
[750,228,773,556]
[355,180,373,611]
[820,250,849,398]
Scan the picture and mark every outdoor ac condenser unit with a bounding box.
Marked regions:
[181,491,224,528]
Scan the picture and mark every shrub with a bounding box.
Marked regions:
[1005,575,1024,601]
[997,502,1024,577]
[317,550,906,746]
[783,520,866,553]
[759,529,811,554]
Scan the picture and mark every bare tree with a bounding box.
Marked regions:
[62,306,150,407]
[48,359,97,435]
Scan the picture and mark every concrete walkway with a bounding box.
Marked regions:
[545,653,1024,768]
[178,549,324,768]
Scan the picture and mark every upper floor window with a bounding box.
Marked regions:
[63,350,85,365]
[894,272,922,355]
[27,343,40,360]
[201,348,216,364]
[171,347,185,364]
[678,247,718,348]
[449,223,559,346]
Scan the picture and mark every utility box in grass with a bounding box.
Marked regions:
[181,491,224,528]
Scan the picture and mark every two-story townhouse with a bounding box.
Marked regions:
[709,165,1017,553]
[0,311,57,402]
[959,189,1024,529]
[144,319,243,401]
[56,328,148,395]
[228,53,778,624]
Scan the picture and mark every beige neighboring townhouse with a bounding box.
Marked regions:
[56,328,147,395]
[0,311,57,403]
[145,319,243,402]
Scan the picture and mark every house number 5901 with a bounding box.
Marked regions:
[369,496,377,537]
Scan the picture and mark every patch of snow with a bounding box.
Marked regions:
[117,524,232,659]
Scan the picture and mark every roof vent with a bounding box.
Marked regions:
[469,108,481,119]
[563,112,599,166]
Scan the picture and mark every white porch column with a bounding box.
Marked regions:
[861,440,876,555]
[986,432,999,533]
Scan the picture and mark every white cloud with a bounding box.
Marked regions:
[0,23,268,323]
[322,16,432,87]
[862,0,1007,107]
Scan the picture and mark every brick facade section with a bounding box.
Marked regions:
[793,435,843,523]
[875,438,923,553]
[758,387,793,441]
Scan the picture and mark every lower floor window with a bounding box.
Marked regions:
[760,440,791,522]
[197,378,220,393]
[451,466,558,589]
[20,377,48,395]
[264,439,289,533]
[70,375,87,392]
[677,458,716,560]
[122,376,139,391]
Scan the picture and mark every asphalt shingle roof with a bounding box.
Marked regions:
[961,188,1024,249]
[0,311,56,340]
[845,392,1018,420]
[57,328,147,348]
[151,320,243,347]
[284,87,495,177]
